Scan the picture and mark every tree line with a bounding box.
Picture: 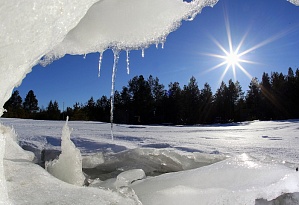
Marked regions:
[3,67,299,125]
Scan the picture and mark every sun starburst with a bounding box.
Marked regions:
[202,8,297,85]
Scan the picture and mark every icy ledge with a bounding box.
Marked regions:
[0,0,219,117]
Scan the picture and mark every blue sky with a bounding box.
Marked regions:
[16,0,299,109]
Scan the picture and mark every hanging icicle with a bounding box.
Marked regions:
[98,52,103,77]
[141,49,145,58]
[126,50,130,74]
[83,54,87,59]
[110,49,120,140]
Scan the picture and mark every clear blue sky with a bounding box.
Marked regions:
[16,0,299,110]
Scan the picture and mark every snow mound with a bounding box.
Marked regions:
[0,127,10,205]
[131,153,299,205]
[46,117,85,186]
[1,125,34,161]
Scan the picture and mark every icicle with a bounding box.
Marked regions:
[155,43,159,49]
[161,42,165,49]
[126,50,130,74]
[141,49,145,58]
[83,54,86,59]
[110,49,120,140]
[98,52,103,77]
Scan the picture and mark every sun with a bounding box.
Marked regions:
[203,8,293,85]
[225,50,240,67]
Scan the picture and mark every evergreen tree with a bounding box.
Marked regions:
[47,100,60,120]
[260,72,273,120]
[271,72,288,119]
[165,82,182,124]
[199,83,213,123]
[182,76,201,124]
[246,78,261,120]
[148,75,166,123]
[214,81,228,122]
[128,75,153,124]
[3,90,24,118]
[96,96,110,122]
[86,97,96,120]
[23,90,39,118]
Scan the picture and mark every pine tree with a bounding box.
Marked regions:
[23,90,39,118]
[182,76,201,124]
[246,78,261,120]
[3,90,24,118]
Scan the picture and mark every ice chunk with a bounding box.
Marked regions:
[115,169,146,189]
[46,117,85,186]
[82,153,105,169]
[0,128,10,204]
[288,0,299,6]
[131,154,299,205]
[1,125,34,161]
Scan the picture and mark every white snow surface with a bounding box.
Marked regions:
[1,118,299,204]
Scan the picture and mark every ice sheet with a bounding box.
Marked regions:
[1,118,299,204]
[131,154,299,205]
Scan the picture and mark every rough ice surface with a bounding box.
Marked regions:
[46,117,85,186]
[131,154,299,205]
[115,169,146,189]
[288,0,299,6]
[82,152,105,169]
[0,126,10,205]
[2,125,34,161]
[1,118,299,204]
[5,158,140,205]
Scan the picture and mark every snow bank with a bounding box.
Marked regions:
[131,153,299,205]
[46,117,85,186]
[0,127,10,205]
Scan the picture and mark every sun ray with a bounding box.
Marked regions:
[202,6,299,86]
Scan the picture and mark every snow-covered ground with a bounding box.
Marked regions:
[1,118,299,204]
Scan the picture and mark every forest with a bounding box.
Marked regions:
[3,67,299,125]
